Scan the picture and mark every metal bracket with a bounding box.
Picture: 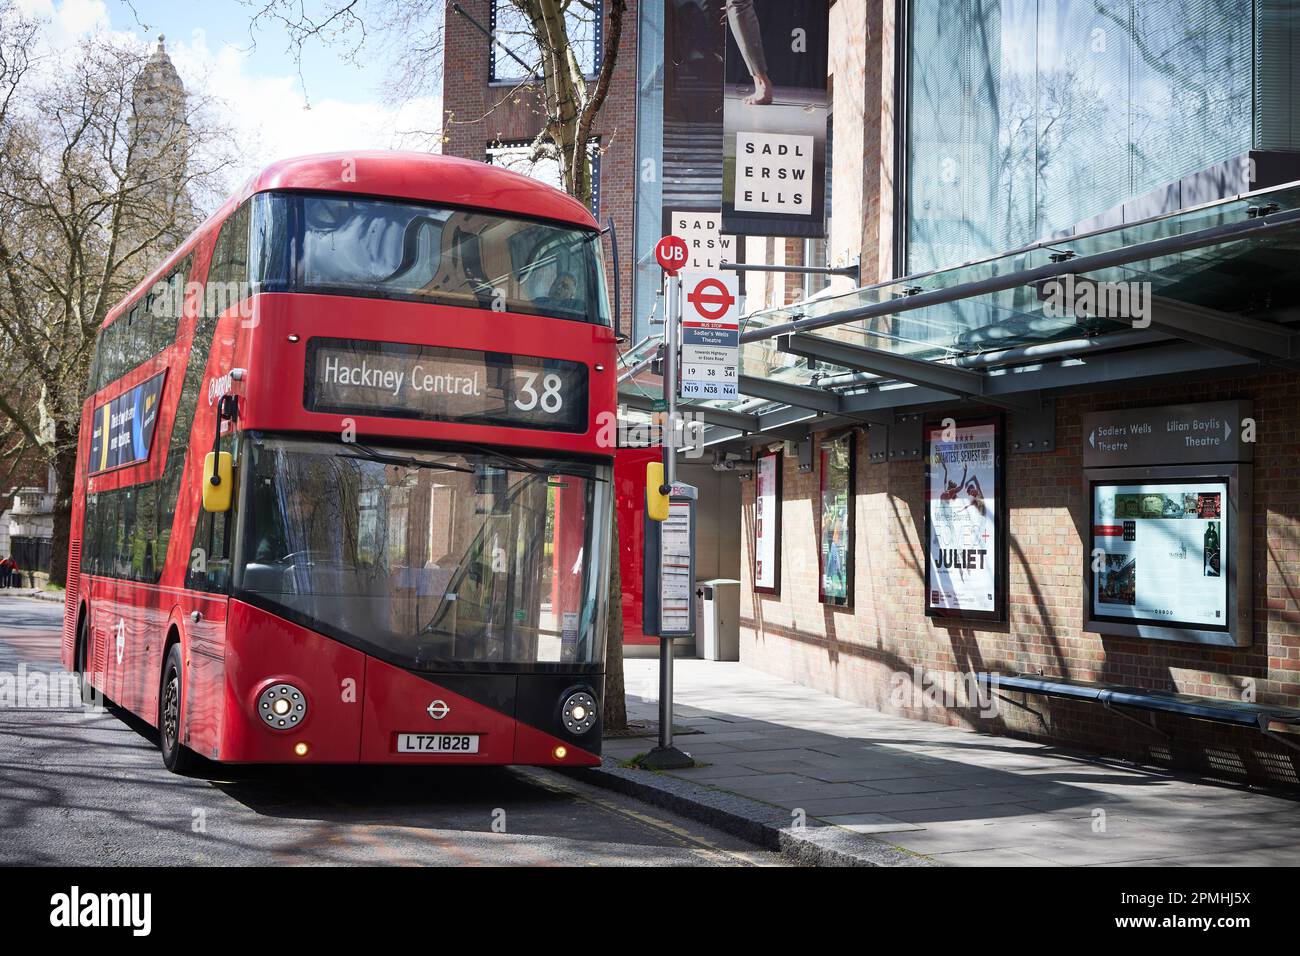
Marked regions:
[1258,714,1300,755]
[1009,395,1056,454]
[867,421,889,463]
[888,411,924,462]
[995,691,1049,728]
[1102,700,1170,740]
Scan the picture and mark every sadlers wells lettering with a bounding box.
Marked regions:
[735,132,813,214]
[321,354,482,399]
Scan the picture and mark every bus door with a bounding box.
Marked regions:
[176,428,237,755]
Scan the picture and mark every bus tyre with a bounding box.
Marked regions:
[75,613,94,707]
[159,643,197,774]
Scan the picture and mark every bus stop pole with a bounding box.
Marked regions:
[641,273,693,771]
[659,274,678,753]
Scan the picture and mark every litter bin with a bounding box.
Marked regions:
[697,578,741,661]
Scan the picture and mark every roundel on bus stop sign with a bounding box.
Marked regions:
[686,276,736,322]
[655,235,689,275]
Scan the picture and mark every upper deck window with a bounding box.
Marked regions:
[257,192,609,327]
[489,0,603,85]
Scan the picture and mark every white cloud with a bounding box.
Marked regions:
[167,29,441,187]
[22,3,442,199]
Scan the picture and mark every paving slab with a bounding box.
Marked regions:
[574,659,1300,867]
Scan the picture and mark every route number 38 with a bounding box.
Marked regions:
[514,372,564,414]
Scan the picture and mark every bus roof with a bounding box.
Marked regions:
[241,151,600,231]
[101,151,600,329]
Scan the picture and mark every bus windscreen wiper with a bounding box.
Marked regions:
[461,443,608,482]
[337,443,476,474]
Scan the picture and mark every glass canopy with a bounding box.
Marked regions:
[619,180,1300,428]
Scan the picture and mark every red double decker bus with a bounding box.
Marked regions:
[61,152,618,772]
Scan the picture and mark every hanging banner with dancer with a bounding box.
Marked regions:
[721,0,830,237]
[924,417,1006,620]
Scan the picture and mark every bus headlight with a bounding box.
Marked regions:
[561,690,598,735]
[258,683,307,730]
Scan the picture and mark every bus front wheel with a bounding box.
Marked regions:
[159,643,198,774]
[74,612,94,705]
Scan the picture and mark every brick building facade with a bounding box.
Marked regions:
[727,2,1300,788]
[740,372,1300,788]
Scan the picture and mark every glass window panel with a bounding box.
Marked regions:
[908,0,1255,275]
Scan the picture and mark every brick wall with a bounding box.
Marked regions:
[440,0,639,338]
[739,373,1300,788]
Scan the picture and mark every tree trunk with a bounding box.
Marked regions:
[46,437,77,588]
[602,504,627,731]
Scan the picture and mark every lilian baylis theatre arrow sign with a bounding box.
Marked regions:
[679,270,740,400]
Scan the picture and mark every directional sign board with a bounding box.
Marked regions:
[679,270,740,400]
[1081,401,1253,468]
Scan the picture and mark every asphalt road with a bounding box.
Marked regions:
[0,594,781,866]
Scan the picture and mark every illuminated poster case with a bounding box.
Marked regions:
[818,431,854,607]
[753,449,781,594]
[1082,402,1253,647]
[924,416,1006,621]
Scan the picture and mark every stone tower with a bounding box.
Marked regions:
[129,35,191,237]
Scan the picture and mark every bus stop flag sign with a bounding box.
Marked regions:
[655,235,689,275]
[680,271,740,400]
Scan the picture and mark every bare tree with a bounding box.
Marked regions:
[243,0,625,204]
[0,14,237,585]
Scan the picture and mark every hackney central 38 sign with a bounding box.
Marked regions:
[305,337,588,433]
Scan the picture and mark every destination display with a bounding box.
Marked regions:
[925,418,1004,620]
[88,371,165,474]
[1091,479,1229,630]
[305,338,588,433]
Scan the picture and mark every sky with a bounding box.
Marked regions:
[15,0,442,190]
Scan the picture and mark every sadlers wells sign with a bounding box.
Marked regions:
[305,338,588,433]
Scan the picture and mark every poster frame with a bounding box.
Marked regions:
[923,415,1007,622]
[1082,463,1252,647]
[818,430,855,607]
[753,449,782,595]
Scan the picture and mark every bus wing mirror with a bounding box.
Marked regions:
[646,461,669,522]
[202,451,234,513]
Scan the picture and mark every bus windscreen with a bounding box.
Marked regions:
[236,435,610,669]
[255,192,610,326]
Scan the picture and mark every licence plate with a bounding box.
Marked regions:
[396,733,480,754]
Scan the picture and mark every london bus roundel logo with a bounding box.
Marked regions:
[686,277,736,322]
[427,699,450,720]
